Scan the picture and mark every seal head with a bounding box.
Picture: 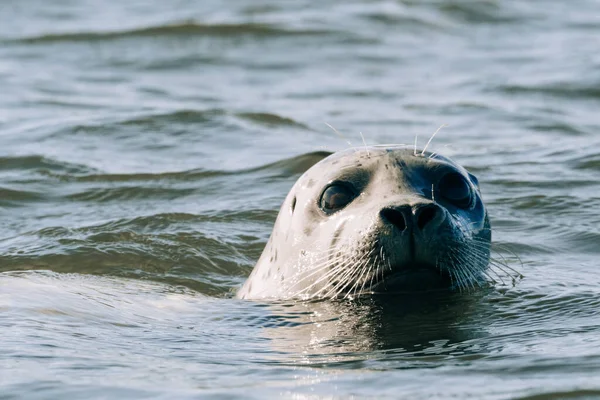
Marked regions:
[238,146,490,300]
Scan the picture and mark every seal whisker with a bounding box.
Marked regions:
[291,263,346,298]
[440,249,458,289]
[459,247,512,286]
[457,259,479,290]
[490,244,524,275]
[285,251,348,288]
[376,246,386,290]
[359,132,370,158]
[341,252,368,289]
[489,266,513,286]
[356,245,378,288]
[446,252,462,290]
[366,255,378,294]
[467,239,522,280]
[452,249,484,290]
[480,269,500,285]
[483,263,509,286]
[365,254,381,294]
[429,144,454,160]
[489,261,521,286]
[421,124,449,156]
[324,122,353,147]
[311,255,364,296]
[451,251,470,291]
[489,257,522,279]
[340,246,376,299]
[322,254,365,299]
[290,253,357,297]
[450,218,522,287]
[346,250,373,299]
[449,245,483,291]
[326,266,356,299]
[414,132,419,156]
[355,251,375,296]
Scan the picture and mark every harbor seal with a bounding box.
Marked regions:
[237,145,491,300]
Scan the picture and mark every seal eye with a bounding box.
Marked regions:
[319,183,357,213]
[438,172,473,208]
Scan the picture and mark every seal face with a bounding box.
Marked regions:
[237,146,490,300]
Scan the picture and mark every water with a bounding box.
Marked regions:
[2,0,600,398]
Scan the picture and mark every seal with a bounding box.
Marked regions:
[237,145,491,300]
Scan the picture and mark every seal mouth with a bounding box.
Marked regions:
[372,262,452,293]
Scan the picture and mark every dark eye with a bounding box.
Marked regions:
[319,183,357,213]
[437,172,473,208]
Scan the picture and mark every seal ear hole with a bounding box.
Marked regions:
[290,196,297,214]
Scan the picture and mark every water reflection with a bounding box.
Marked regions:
[264,290,493,365]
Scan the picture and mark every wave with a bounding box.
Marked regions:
[498,83,600,100]
[120,109,310,129]
[573,154,600,171]
[0,155,94,174]
[44,151,331,183]
[437,1,525,24]
[64,186,198,202]
[10,21,335,44]
[47,109,310,140]
[0,213,264,295]
[236,112,310,129]
[0,187,46,204]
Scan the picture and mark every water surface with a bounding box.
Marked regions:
[2,0,600,398]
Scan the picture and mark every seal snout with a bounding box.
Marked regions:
[379,203,444,233]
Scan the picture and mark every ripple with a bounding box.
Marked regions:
[0,226,253,296]
[122,109,226,126]
[0,187,46,205]
[527,121,585,136]
[499,83,600,100]
[47,109,309,141]
[489,288,600,327]
[0,155,93,174]
[361,11,448,31]
[514,389,600,400]
[499,194,595,216]
[47,109,229,140]
[44,151,331,183]
[573,154,600,171]
[236,112,309,129]
[437,1,532,24]
[487,179,598,190]
[249,151,332,176]
[65,186,198,202]
[10,21,337,44]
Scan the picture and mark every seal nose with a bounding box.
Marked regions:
[413,203,441,231]
[380,203,443,232]
[380,207,408,231]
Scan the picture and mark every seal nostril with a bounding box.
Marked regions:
[416,205,437,230]
[381,208,407,231]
